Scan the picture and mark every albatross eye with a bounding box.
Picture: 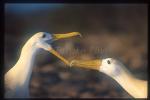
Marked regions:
[107,60,111,64]
[42,34,46,38]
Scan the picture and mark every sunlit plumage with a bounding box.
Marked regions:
[5,32,81,98]
[70,58,147,98]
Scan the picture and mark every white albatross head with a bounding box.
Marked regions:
[28,32,81,50]
[100,58,123,77]
[70,58,123,77]
[25,32,81,65]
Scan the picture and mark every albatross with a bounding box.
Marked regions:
[5,32,81,98]
[70,58,147,98]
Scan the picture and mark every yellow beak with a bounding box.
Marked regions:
[70,59,102,71]
[47,32,81,65]
[52,32,81,40]
[48,48,70,65]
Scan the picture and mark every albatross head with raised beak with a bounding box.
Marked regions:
[29,32,81,65]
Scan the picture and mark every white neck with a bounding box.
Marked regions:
[111,66,147,98]
[17,43,38,86]
[6,41,38,88]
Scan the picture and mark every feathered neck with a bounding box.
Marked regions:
[111,65,147,98]
[7,39,38,88]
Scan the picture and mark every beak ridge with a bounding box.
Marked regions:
[52,32,81,40]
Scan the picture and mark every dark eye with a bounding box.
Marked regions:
[107,60,111,64]
[42,34,46,38]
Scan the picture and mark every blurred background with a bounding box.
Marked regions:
[5,4,147,98]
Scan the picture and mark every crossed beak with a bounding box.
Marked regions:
[48,32,81,65]
[70,59,102,71]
